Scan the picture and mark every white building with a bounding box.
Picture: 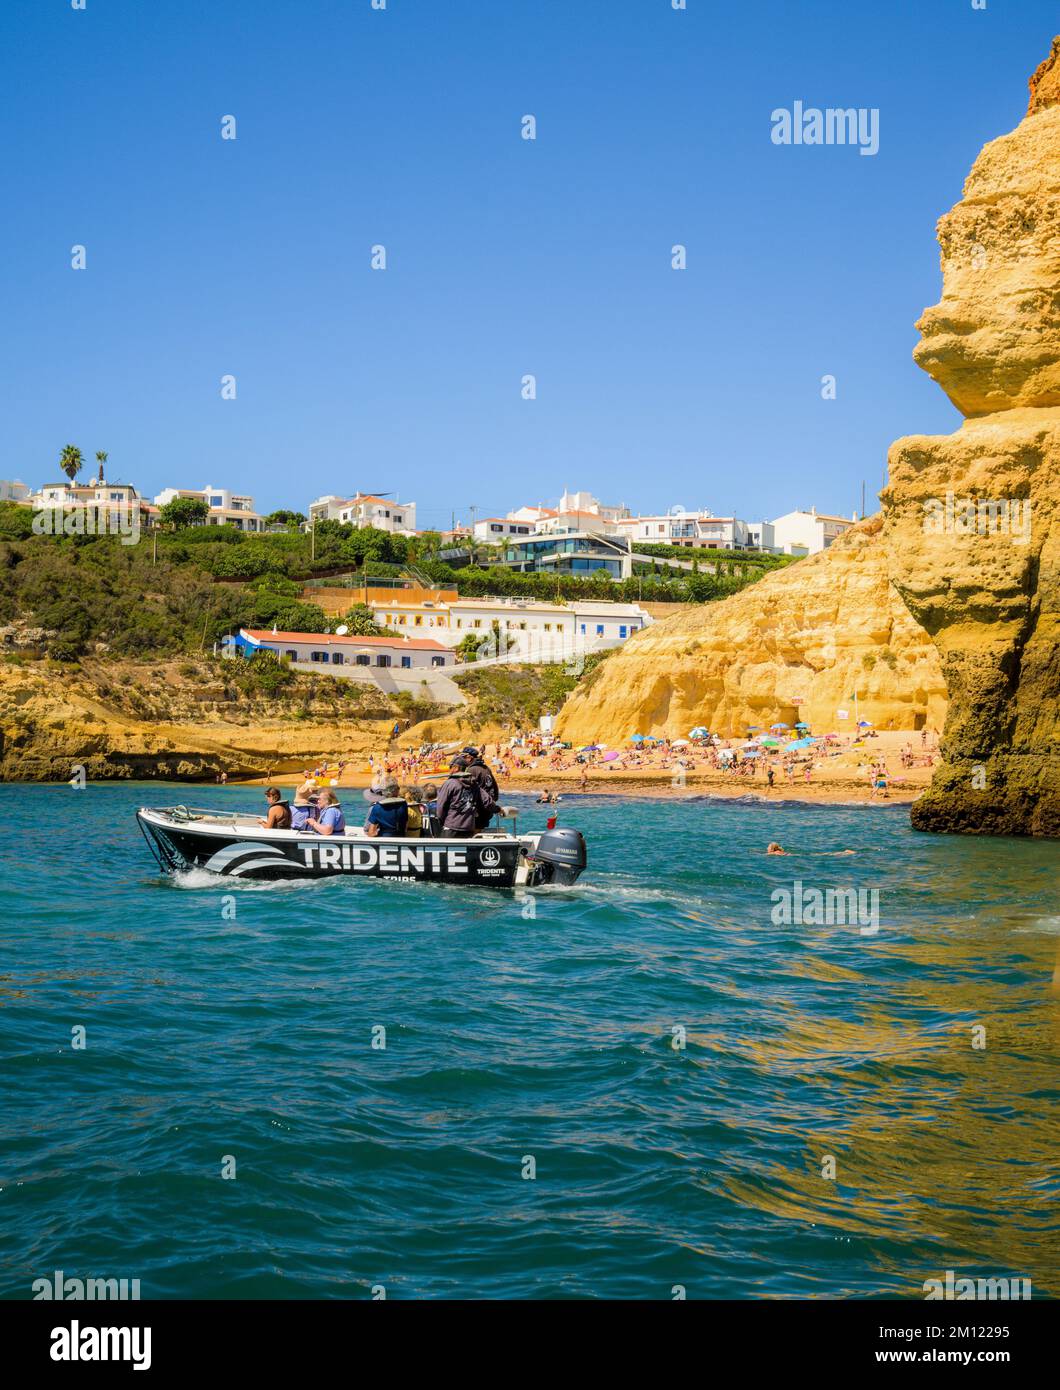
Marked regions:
[0,480,30,503]
[154,484,265,532]
[33,476,156,529]
[556,489,630,523]
[473,517,534,542]
[308,493,417,534]
[235,628,453,670]
[507,504,558,526]
[746,520,775,550]
[506,491,629,534]
[570,601,651,641]
[770,508,858,556]
[533,509,622,537]
[616,510,754,549]
[446,596,649,663]
[447,597,576,653]
[359,588,651,659]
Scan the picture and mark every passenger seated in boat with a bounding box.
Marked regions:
[306,788,346,836]
[363,778,408,838]
[403,785,425,838]
[258,787,292,830]
[290,778,318,832]
[420,782,439,837]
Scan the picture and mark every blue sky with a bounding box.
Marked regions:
[1,0,1055,527]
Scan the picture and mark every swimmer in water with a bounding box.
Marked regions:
[766,842,787,855]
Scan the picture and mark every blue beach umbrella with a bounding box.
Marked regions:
[857,720,872,727]
[795,721,810,730]
[629,733,646,742]
[770,723,790,732]
[689,726,709,738]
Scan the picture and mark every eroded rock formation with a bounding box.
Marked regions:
[558,40,1060,834]
[882,38,1060,835]
[554,518,947,744]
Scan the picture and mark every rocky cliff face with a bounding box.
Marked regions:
[555,518,947,745]
[558,40,1060,835]
[0,659,394,782]
[881,39,1060,836]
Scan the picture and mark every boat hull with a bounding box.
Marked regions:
[138,810,532,888]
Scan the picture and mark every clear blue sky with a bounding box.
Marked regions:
[1,0,1055,528]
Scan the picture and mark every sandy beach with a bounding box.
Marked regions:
[231,728,937,807]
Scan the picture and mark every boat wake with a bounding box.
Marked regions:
[167,867,323,893]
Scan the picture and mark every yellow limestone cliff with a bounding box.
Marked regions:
[882,37,1060,836]
[559,39,1060,835]
[555,517,947,743]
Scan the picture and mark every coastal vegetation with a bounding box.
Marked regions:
[452,661,591,732]
[0,502,787,661]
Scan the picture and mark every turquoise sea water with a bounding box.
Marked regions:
[2,783,1058,1300]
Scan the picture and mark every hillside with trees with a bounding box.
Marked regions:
[0,502,793,662]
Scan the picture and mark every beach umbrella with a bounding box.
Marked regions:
[672,738,690,746]
[857,720,872,727]
[579,744,602,751]
[689,726,709,738]
[759,737,780,748]
[795,721,810,730]
[601,751,620,761]
[629,733,646,742]
[770,722,790,731]
[746,725,762,732]
[742,749,761,758]
[784,737,814,751]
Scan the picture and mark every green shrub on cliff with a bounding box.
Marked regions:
[0,502,34,541]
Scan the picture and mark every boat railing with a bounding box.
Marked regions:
[158,806,257,827]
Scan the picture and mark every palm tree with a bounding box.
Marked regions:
[95,450,108,482]
[59,445,84,483]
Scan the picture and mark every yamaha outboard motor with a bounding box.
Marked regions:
[531,827,587,885]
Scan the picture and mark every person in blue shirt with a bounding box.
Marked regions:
[363,778,409,838]
[306,789,346,835]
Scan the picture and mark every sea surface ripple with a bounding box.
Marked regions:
[2,783,1058,1299]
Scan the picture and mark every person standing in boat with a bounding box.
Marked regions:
[462,746,500,830]
[435,756,494,838]
[257,787,292,830]
[306,788,346,836]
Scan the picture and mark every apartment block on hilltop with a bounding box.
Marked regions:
[33,475,156,529]
[771,507,858,555]
[473,517,534,542]
[154,484,265,532]
[308,493,417,534]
